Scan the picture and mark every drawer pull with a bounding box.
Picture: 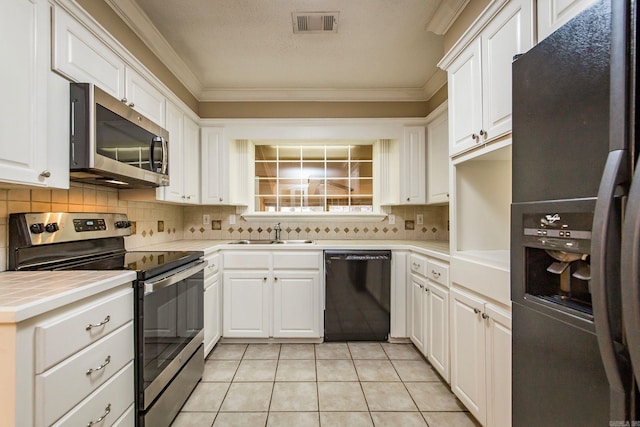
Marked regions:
[473,308,481,314]
[87,403,111,426]
[86,355,111,375]
[86,315,111,331]
[431,270,441,278]
[412,262,421,269]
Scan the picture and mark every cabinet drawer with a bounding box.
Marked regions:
[35,287,133,373]
[273,251,321,270]
[51,361,134,427]
[205,252,220,276]
[36,322,134,427]
[224,251,270,269]
[112,403,134,427]
[427,259,449,287]
[409,253,428,277]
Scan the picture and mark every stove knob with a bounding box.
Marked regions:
[115,220,131,229]
[30,223,45,234]
[45,223,59,233]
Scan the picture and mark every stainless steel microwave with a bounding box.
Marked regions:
[69,83,169,188]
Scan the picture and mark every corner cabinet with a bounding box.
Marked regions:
[537,0,597,42]
[425,103,449,204]
[201,128,249,206]
[0,0,68,188]
[450,287,511,427]
[441,0,533,157]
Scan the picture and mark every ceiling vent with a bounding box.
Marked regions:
[292,12,339,34]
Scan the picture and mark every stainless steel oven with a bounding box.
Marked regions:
[8,212,205,427]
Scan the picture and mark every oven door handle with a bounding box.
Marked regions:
[143,259,206,294]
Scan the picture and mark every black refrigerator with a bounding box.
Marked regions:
[511,0,640,425]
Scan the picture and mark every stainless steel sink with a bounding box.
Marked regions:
[230,239,314,245]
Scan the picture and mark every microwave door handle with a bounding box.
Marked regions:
[592,149,629,419]
[161,137,168,174]
[143,260,206,294]
[149,137,162,172]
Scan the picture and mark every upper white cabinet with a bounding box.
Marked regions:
[441,0,534,157]
[0,0,68,188]
[537,0,597,42]
[425,103,449,204]
[158,101,200,204]
[201,128,249,206]
[378,126,431,206]
[52,6,165,126]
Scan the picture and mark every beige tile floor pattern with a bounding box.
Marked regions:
[171,342,480,427]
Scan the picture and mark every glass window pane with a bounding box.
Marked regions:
[326,146,349,160]
[255,178,277,195]
[351,145,373,160]
[255,162,278,178]
[302,162,324,180]
[279,162,301,178]
[326,161,349,177]
[302,196,325,212]
[326,179,351,196]
[256,196,277,212]
[307,178,325,196]
[350,162,372,178]
[350,178,372,195]
[279,196,302,211]
[255,145,277,160]
[278,179,304,196]
[302,146,325,160]
[278,146,301,160]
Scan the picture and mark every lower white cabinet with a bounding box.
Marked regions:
[409,272,427,353]
[427,281,450,382]
[450,286,511,427]
[223,250,322,339]
[203,252,222,355]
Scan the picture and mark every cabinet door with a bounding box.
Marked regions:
[0,0,56,187]
[183,116,201,203]
[450,288,486,425]
[485,304,512,427]
[223,271,270,338]
[204,272,221,356]
[409,274,427,354]
[272,271,321,338]
[426,105,449,205]
[52,6,126,99]
[201,127,228,204]
[427,283,450,383]
[160,101,185,202]
[124,68,165,126]
[448,38,482,157]
[480,0,533,142]
[400,127,426,204]
[537,0,596,42]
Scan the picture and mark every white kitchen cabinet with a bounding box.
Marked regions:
[450,287,511,427]
[158,101,200,204]
[426,102,449,204]
[222,250,323,339]
[52,6,165,126]
[409,272,427,354]
[427,281,449,382]
[201,128,249,206]
[378,127,427,206]
[442,0,533,157]
[537,0,597,42]
[0,0,68,188]
[203,252,221,356]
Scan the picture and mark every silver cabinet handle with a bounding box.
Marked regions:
[128,102,135,108]
[86,355,111,375]
[87,404,111,426]
[86,315,110,331]
[406,197,411,202]
[472,133,478,140]
[120,98,127,103]
[40,170,51,178]
[473,308,480,314]
[425,288,430,293]
[274,277,278,281]
[219,197,223,202]
[479,129,486,137]
[263,277,267,281]
[431,270,441,278]
[481,313,490,320]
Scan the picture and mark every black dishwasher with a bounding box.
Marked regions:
[324,250,391,341]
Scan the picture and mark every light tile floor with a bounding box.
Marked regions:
[172,342,480,427]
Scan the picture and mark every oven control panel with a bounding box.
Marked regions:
[73,218,107,232]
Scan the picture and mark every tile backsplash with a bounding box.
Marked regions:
[0,184,449,272]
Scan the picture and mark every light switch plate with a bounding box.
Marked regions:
[203,214,211,225]
[416,214,423,225]
[229,214,236,225]
[388,214,395,225]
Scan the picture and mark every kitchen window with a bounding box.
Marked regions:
[254,144,373,213]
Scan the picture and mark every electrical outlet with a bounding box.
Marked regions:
[229,214,236,225]
[416,214,423,225]
[157,220,165,232]
[388,214,395,225]
[203,214,211,225]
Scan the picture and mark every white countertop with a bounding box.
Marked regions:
[136,239,450,261]
[0,271,136,323]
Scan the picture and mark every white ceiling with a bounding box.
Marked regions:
[106,0,467,102]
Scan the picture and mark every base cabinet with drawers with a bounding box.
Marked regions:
[408,252,451,383]
[204,251,222,355]
[0,282,134,427]
[223,250,322,339]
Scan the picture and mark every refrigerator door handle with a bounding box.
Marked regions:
[592,149,629,420]
[622,160,640,387]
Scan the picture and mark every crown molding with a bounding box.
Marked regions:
[426,0,471,35]
[104,0,203,97]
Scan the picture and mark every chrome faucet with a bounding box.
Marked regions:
[274,223,281,241]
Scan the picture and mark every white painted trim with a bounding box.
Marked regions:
[241,213,388,222]
[426,0,471,35]
[426,100,448,123]
[438,0,510,71]
[422,69,448,99]
[198,87,433,102]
